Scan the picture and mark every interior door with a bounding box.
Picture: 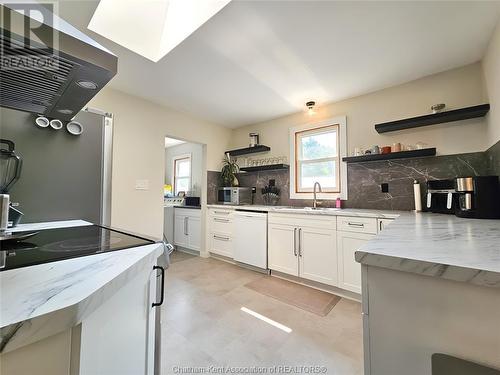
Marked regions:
[268,223,298,276]
[337,231,375,293]
[299,226,338,286]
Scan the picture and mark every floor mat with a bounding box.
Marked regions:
[245,276,341,316]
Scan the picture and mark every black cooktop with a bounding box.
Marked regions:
[0,225,156,271]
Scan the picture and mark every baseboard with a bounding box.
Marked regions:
[175,247,200,256]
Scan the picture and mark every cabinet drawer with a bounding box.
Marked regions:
[175,207,201,218]
[209,208,233,217]
[268,213,336,230]
[209,215,233,235]
[210,233,233,258]
[337,216,377,234]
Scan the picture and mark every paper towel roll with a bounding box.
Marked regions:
[413,180,422,212]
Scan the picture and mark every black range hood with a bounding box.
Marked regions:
[0,4,117,121]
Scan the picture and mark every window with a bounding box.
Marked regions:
[289,116,347,200]
[173,155,191,195]
[296,125,339,192]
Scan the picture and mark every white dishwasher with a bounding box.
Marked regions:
[233,210,267,269]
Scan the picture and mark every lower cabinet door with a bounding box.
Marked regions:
[298,227,338,286]
[79,260,157,375]
[174,215,188,248]
[268,223,298,276]
[187,217,201,251]
[337,231,375,293]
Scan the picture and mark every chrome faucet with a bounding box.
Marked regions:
[313,182,322,209]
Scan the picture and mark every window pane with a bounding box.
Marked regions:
[300,161,336,189]
[176,159,190,177]
[176,177,190,193]
[300,130,337,160]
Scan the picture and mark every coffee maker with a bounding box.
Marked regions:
[455,176,500,219]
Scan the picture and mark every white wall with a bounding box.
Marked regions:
[89,87,231,238]
[230,63,489,158]
[165,142,203,196]
[483,19,500,148]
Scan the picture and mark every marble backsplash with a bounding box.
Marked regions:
[486,139,500,177]
[208,141,500,211]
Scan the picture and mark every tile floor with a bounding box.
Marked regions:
[161,251,363,374]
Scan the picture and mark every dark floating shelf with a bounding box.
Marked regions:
[240,164,289,173]
[375,104,490,134]
[225,145,271,156]
[342,148,436,163]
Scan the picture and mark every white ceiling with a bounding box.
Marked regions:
[164,137,186,148]
[58,1,500,128]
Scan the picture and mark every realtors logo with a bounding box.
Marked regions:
[1,1,59,70]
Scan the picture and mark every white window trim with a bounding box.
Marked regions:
[173,153,192,195]
[289,116,348,200]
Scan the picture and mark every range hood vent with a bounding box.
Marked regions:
[0,4,117,121]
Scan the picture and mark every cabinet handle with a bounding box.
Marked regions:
[184,217,188,235]
[214,218,230,223]
[348,222,364,227]
[298,228,302,257]
[152,266,165,308]
[379,221,383,232]
[293,228,296,256]
[214,211,230,215]
[214,235,230,241]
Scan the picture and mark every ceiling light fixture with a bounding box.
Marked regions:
[306,101,316,116]
[88,0,232,62]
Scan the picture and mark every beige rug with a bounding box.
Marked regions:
[245,276,341,316]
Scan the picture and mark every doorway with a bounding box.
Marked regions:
[163,136,208,259]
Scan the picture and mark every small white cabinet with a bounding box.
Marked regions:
[268,213,337,286]
[336,216,377,294]
[208,208,234,258]
[268,223,298,275]
[174,208,201,251]
[337,231,374,293]
[378,218,394,233]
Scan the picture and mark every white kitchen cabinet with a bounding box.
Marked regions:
[208,208,234,258]
[377,218,394,233]
[268,213,337,286]
[174,215,188,248]
[299,227,338,286]
[174,208,201,251]
[337,231,375,294]
[268,223,298,276]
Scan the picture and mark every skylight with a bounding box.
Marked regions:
[88,0,231,62]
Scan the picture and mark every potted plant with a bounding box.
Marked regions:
[220,154,239,187]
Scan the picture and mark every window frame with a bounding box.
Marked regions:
[173,153,192,195]
[289,116,348,200]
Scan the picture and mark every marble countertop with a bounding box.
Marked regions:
[206,204,402,219]
[0,221,164,353]
[208,205,500,287]
[355,212,500,288]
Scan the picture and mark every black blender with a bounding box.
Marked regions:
[0,139,23,229]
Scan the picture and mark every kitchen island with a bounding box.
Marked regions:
[355,213,500,375]
[0,220,164,375]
